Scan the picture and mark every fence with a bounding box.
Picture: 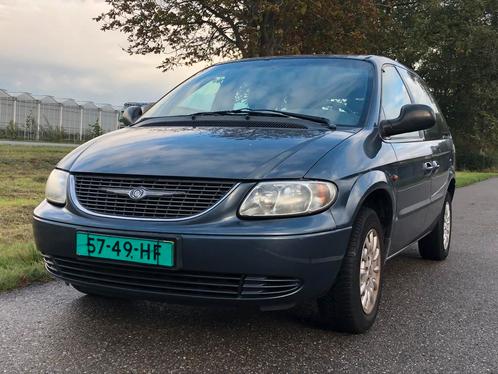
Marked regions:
[0,89,121,143]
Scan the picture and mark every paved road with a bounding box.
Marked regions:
[1,179,497,373]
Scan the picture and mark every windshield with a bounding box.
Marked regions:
[144,58,374,127]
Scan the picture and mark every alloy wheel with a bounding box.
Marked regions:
[360,229,381,314]
[443,201,451,250]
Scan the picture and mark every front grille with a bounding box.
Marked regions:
[73,174,236,219]
[44,256,302,299]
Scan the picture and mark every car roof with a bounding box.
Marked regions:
[214,55,409,71]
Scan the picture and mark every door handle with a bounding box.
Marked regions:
[423,162,434,174]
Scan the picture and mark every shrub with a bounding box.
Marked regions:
[39,124,66,142]
[457,152,496,171]
[4,121,18,139]
[88,120,103,138]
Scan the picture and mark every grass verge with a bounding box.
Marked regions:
[0,144,74,292]
[455,171,498,188]
[0,243,48,292]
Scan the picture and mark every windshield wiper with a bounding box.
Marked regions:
[190,108,335,129]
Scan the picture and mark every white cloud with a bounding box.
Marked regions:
[0,0,202,105]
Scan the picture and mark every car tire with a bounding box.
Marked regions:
[418,193,452,261]
[318,207,384,333]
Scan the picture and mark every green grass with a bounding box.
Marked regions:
[455,171,498,188]
[0,144,496,292]
[0,145,74,292]
[0,243,48,291]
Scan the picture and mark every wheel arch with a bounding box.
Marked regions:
[359,188,394,242]
[342,171,396,244]
[448,178,456,200]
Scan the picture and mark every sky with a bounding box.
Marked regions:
[0,0,201,106]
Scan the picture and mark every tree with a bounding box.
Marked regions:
[95,0,383,71]
[97,0,498,168]
[24,112,36,140]
[380,0,498,165]
[88,119,103,138]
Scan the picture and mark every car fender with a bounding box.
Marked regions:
[331,170,395,231]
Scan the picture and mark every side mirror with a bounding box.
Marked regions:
[141,103,154,114]
[121,106,143,127]
[380,104,436,137]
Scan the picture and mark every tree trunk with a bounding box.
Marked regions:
[258,8,277,56]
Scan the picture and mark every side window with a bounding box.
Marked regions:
[381,65,421,140]
[398,68,448,140]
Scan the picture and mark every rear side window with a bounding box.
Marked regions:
[381,65,421,140]
[398,68,449,140]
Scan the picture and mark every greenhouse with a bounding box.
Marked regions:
[0,89,121,142]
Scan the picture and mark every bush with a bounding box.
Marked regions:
[457,152,496,171]
[88,120,103,138]
[2,121,19,139]
[39,124,66,142]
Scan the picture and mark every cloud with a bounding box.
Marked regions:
[0,0,201,105]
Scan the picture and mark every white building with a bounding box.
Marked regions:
[0,89,122,142]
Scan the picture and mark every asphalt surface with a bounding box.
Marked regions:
[1,179,497,373]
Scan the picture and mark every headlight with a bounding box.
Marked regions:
[45,169,69,205]
[239,181,337,217]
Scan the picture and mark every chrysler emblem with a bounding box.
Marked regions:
[128,187,146,200]
[102,186,186,200]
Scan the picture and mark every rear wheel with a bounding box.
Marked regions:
[318,207,384,333]
[418,193,452,261]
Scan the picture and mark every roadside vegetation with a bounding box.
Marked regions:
[0,119,106,144]
[0,145,73,292]
[456,172,498,188]
[0,144,496,292]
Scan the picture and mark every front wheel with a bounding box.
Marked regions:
[418,193,452,261]
[318,207,384,333]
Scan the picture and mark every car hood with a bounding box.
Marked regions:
[59,126,356,179]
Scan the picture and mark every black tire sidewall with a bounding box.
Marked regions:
[350,209,385,329]
[419,193,452,260]
[318,207,385,333]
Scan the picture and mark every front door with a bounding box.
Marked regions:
[397,67,454,226]
[390,141,434,251]
[380,65,433,254]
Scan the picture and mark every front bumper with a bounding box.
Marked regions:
[33,202,351,311]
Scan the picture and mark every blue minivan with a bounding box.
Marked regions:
[34,55,455,333]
